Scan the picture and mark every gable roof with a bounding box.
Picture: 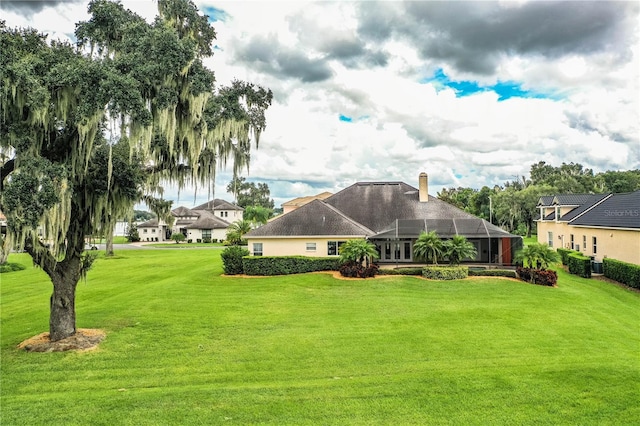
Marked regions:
[246,199,374,237]
[570,190,640,229]
[138,218,160,228]
[551,194,597,206]
[193,199,243,211]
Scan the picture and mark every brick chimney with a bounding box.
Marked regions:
[419,172,429,202]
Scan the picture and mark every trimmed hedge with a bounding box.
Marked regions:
[516,267,558,286]
[242,256,341,276]
[422,265,468,280]
[468,269,517,278]
[557,248,579,266]
[221,246,250,275]
[567,253,592,278]
[604,258,640,289]
[378,267,423,276]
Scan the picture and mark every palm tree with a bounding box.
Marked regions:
[443,235,478,265]
[226,219,252,245]
[514,242,559,269]
[339,239,379,267]
[413,231,444,264]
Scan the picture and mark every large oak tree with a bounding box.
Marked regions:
[0,0,272,341]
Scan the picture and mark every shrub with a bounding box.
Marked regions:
[202,237,212,244]
[339,261,379,278]
[378,267,423,276]
[243,256,341,276]
[557,248,579,266]
[516,267,558,286]
[0,262,27,273]
[221,246,250,275]
[604,258,640,289]
[422,265,468,280]
[171,233,186,244]
[468,269,517,278]
[187,239,192,243]
[567,253,592,278]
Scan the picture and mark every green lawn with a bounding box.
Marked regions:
[1,250,638,425]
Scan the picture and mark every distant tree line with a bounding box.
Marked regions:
[437,162,640,237]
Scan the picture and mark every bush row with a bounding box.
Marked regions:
[557,248,579,265]
[378,267,423,276]
[567,253,592,278]
[242,256,341,276]
[604,258,640,289]
[468,269,517,278]
[516,267,558,286]
[422,266,468,280]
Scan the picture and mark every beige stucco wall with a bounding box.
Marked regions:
[187,228,228,242]
[139,225,166,242]
[214,209,242,221]
[246,237,363,257]
[537,221,640,264]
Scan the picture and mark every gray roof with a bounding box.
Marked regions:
[248,181,519,240]
[570,190,640,229]
[561,193,610,221]
[246,199,374,237]
[172,206,200,217]
[552,194,598,206]
[325,182,479,233]
[138,218,160,227]
[188,211,231,230]
[193,199,243,211]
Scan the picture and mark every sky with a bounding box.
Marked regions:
[2,0,639,209]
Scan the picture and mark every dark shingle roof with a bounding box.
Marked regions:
[537,196,554,207]
[570,190,640,229]
[246,199,374,237]
[325,182,480,233]
[193,199,243,211]
[552,194,597,206]
[561,193,610,221]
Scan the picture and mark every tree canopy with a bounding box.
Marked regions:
[226,176,275,209]
[0,0,272,341]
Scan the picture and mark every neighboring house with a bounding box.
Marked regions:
[536,190,640,265]
[282,192,333,214]
[137,218,170,242]
[246,173,522,265]
[193,199,243,222]
[138,199,243,242]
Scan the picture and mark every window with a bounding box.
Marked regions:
[152,228,156,233]
[306,243,316,251]
[555,207,561,220]
[583,235,586,251]
[327,241,346,256]
[202,229,212,240]
[570,234,574,250]
[253,243,263,256]
[143,229,148,233]
[547,232,553,247]
[592,236,597,254]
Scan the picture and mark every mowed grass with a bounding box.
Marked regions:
[1,250,638,425]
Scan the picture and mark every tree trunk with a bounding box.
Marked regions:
[106,233,114,256]
[49,273,78,341]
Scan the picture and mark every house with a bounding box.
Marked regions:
[138,199,243,242]
[246,173,522,264]
[282,192,333,214]
[137,218,170,242]
[536,190,640,264]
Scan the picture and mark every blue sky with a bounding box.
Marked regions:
[2,0,638,209]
